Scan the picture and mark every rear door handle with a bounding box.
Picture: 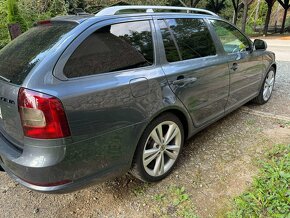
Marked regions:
[231,63,239,71]
[172,77,197,86]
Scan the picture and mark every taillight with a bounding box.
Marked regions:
[18,88,71,139]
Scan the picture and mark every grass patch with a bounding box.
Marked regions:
[227,144,290,218]
[153,185,198,218]
[132,183,149,196]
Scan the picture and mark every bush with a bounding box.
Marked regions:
[0,0,9,49]
[7,0,27,32]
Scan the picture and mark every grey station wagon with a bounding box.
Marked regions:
[0,6,276,192]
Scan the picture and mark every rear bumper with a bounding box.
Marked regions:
[0,132,74,192]
[0,122,145,193]
[0,136,128,193]
[0,162,127,193]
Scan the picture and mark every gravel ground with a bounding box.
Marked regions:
[0,39,289,218]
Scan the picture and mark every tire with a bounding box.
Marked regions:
[253,67,276,105]
[130,113,184,182]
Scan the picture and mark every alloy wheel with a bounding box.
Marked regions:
[142,121,182,177]
[263,70,275,101]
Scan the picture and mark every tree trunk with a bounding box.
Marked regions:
[191,0,201,7]
[275,4,281,33]
[264,3,273,35]
[254,0,261,30]
[280,6,288,33]
[231,0,239,25]
[241,1,249,32]
[233,10,238,24]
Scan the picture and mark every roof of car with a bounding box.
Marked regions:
[50,6,219,24]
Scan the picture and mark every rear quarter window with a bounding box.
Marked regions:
[0,22,76,85]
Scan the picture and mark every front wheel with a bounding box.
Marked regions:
[130,113,184,182]
[253,67,276,105]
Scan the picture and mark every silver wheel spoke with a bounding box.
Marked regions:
[153,153,162,176]
[267,88,271,98]
[156,124,164,143]
[144,148,160,159]
[165,150,177,160]
[269,78,274,86]
[160,153,165,175]
[263,87,268,98]
[144,151,159,166]
[150,129,162,146]
[166,145,180,151]
[164,124,179,145]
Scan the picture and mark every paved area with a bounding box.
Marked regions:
[0,38,289,218]
[265,40,290,62]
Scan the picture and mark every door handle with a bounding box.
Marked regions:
[231,63,239,71]
[172,77,197,86]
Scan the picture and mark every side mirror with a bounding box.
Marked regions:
[254,39,267,50]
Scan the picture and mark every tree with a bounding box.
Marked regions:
[49,0,67,17]
[169,0,201,7]
[231,0,240,24]
[241,0,254,32]
[190,0,201,7]
[263,0,276,35]
[0,0,9,49]
[206,0,226,14]
[7,0,27,32]
[277,0,290,33]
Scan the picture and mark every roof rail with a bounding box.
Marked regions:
[95,6,218,17]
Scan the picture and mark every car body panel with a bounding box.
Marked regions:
[0,81,23,148]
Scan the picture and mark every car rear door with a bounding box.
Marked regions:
[208,19,264,111]
[154,16,230,127]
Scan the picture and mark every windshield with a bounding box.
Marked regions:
[0,22,77,85]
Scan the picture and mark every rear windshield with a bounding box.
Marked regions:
[0,22,76,85]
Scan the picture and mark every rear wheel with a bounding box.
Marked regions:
[130,113,184,182]
[253,67,276,105]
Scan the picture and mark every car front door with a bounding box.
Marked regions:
[155,17,230,127]
[209,19,264,111]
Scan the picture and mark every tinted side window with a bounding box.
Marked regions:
[158,18,216,63]
[64,21,154,78]
[158,20,181,62]
[210,20,250,53]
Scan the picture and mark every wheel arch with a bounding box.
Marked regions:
[129,106,193,167]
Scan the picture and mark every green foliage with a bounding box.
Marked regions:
[171,186,190,206]
[227,144,290,218]
[0,0,9,49]
[153,185,198,217]
[7,0,27,31]
[18,0,67,28]
[132,182,149,196]
[0,0,278,50]
[206,0,226,14]
[246,0,268,28]
[286,16,290,27]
